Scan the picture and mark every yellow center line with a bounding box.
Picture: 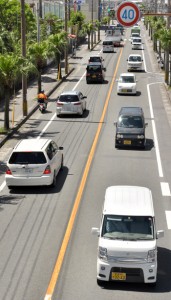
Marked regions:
[44,48,123,300]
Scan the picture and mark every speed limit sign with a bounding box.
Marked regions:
[116,2,140,27]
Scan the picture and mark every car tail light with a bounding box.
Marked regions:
[86,73,90,76]
[74,102,81,106]
[6,167,12,175]
[57,102,63,106]
[43,165,51,174]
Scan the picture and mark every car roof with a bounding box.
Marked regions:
[128,54,142,57]
[103,186,154,216]
[87,62,102,66]
[120,73,135,77]
[60,90,81,96]
[119,107,143,116]
[13,139,51,151]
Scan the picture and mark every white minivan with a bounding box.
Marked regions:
[102,40,114,53]
[92,186,164,286]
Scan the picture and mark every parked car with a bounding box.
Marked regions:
[132,37,143,50]
[86,62,105,83]
[5,138,64,189]
[56,90,87,117]
[116,73,137,95]
[114,107,148,148]
[127,54,143,71]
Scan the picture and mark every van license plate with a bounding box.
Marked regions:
[92,75,96,78]
[112,272,126,281]
[124,140,131,145]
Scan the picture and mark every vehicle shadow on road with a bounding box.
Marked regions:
[8,166,68,195]
[99,246,171,293]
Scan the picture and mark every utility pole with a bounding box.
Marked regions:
[98,0,101,41]
[21,0,27,116]
[65,0,68,74]
[165,0,171,85]
[91,0,93,49]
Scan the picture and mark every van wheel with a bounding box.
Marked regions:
[97,279,105,287]
[147,282,157,287]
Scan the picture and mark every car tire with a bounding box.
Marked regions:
[60,155,64,170]
[8,186,13,190]
[51,172,57,187]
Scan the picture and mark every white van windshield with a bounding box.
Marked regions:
[102,215,154,240]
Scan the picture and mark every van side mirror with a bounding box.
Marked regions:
[114,121,117,126]
[157,230,164,239]
[91,227,100,236]
[83,96,87,99]
[145,122,148,127]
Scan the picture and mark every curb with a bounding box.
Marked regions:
[0,67,75,148]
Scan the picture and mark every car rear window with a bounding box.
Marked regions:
[9,152,47,164]
[89,57,101,62]
[87,65,102,72]
[103,41,113,45]
[59,95,79,102]
[133,38,141,43]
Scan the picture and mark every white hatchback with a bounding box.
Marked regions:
[116,73,137,95]
[5,139,63,189]
[127,54,143,71]
[132,37,142,50]
[56,90,87,117]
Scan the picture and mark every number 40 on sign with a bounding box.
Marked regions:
[116,2,141,27]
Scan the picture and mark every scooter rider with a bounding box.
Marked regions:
[37,90,48,108]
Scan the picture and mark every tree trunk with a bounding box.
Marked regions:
[88,34,90,50]
[165,49,169,85]
[4,89,10,130]
[38,71,42,93]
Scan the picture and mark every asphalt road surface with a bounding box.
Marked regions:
[0,23,171,300]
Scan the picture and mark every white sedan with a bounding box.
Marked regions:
[56,90,87,117]
[116,73,137,95]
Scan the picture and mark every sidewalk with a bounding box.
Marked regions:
[0,42,92,147]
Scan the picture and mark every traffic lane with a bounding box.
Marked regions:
[0,54,119,299]
[54,100,171,300]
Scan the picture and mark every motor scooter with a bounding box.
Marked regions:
[38,99,46,113]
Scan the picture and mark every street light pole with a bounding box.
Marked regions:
[65,0,68,74]
[91,0,93,49]
[21,0,27,116]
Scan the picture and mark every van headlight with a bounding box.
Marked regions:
[98,247,108,261]
[147,249,156,262]
[137,135,144,139]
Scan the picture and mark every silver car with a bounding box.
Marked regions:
[5,138,63,189]
[56,90,87,117]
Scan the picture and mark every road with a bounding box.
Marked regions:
[0,23,171,300]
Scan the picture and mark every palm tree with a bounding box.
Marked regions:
[28,41,50,93]
[0,53,34,130]
[158,28,171,85]
[48,31,67,80]
[82,22,93,50]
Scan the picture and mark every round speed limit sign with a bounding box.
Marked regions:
[116,2,140,27]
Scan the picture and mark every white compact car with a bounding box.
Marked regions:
[5,139,63,189]
[116,73,137,95]
[56,90,87,117]
[127,54,143,71]
[132,37,142,50]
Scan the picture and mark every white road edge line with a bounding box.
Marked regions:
[147,83,163,177]
[165,211,171,229]
[161,182,171,196]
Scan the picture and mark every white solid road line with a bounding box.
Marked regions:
[161,182,171,196]
[165,211,171,229]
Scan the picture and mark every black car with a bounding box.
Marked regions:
[88,56,104,63]
[114,107,148,149]
[86,62,105,84]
